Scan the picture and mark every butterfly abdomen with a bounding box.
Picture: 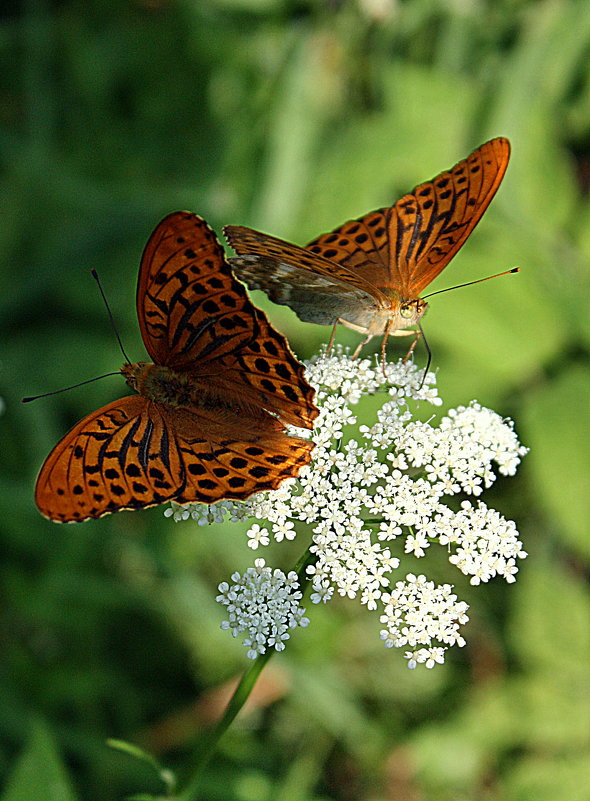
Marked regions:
[121,362,261,420]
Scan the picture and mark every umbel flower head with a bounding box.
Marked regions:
[166,350,528,668]
[216,558,309,660]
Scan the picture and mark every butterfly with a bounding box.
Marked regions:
[34,212,318,523]
[225,138,511,365]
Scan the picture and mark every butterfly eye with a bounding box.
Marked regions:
[400,304,415,320]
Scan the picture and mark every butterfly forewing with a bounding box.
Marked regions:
[35,396,315,523]
[306,138,510,299]
[138,213,256,368]
[149,214,319,430]
[211,308,318,429]
[305,209,394,294]
[395,137,511,296]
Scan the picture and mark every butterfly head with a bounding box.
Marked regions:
[121,362,149,393]
[398,298,427,327]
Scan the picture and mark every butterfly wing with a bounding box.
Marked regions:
[226,140,509,323]
[138,211,317,431]
[225,225,388,330]
[306,137,511,299]
[137,212,257,368]
[165,404,314,504]
[35,395,314,523]
[36,396,171,522]
[208,308,319,430]
[304,209,394,295]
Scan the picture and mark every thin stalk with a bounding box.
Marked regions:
[178,546,316,801]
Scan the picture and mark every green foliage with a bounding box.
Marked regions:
[1,0,589,799]
[2,720,79,801]
[521,365,590,556]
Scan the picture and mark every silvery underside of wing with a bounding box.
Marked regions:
[230,253,384,330]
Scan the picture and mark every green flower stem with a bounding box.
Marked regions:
[292,543,317,577]
[178,545,316,801]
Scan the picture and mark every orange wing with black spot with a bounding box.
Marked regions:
[137,213,317,429]
[35,396,314,522]
[306,137,511,298]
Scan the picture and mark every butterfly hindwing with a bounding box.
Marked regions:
[35,395,315,523]
[167,405,314,504]
[35,396,177,522]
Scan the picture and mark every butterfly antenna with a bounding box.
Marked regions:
[22,373,121,403]
[419,323,431,389]
[422,267,519,300]
[91,268,133,363]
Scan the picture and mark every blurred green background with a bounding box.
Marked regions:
[2,0,590,799]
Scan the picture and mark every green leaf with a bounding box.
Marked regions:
[126,795,167,801]
[509,558,590,683]
[503,754,590,801]
[106,739,162,773]
[107,740,176,795]
[430,236,565,405]
[249,31,339,236]
[1,720,79,801]
[520,365,590,557]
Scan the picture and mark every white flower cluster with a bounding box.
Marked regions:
[167,350,528,667]
[216,558,309,660]
[379,573,469,669]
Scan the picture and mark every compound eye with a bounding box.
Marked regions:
[400,304,414,319]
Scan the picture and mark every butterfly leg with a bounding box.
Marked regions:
[327,319,372,357]
[352,333,374,360]
[397,329,421,363]
[378,318,395,374]
[326,322,340,354]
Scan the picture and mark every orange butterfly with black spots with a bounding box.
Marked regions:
[225,138,511,363]
[34,212,318,523]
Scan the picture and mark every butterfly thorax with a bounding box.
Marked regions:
[121,362,224,410]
